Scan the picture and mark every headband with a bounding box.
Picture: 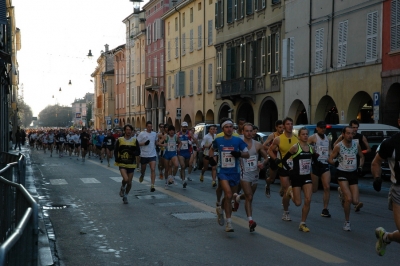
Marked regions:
[221,120,233,128]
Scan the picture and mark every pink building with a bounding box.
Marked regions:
[113,45,127,127]
[143,0,171,126]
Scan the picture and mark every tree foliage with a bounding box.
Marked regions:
[18,99,33,128]
[38,105,73,127]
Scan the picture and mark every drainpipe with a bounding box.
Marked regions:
[175,6,182,125]
[329,0,335,70]
[202,0,206,123]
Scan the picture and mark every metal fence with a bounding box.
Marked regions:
[0,153,38,266]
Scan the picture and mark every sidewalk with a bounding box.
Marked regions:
[8,145,54,266]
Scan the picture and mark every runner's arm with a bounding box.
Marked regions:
[328,145,340,166]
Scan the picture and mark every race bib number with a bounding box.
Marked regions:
[299,159,311,175]
[107,139,112,145]
[60,137,65,142]
[286,158,293,169]
[221,152,235,168]
[342,154,357,170]
[317,146,329,161]
[181,141,188,150]
[168,141,176,151]
[244,155,258,172]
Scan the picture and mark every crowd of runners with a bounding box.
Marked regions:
[20,115,400,256]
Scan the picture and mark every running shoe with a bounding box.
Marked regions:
[168,176,174,185]
[265,185,271,198]
[321,209,331,218]
[249,220,257,232]
[200,174,204,182]
[187,177,193,181]
[282,211,291,221]
[338,187,344,207]
[343,221,351,231]
[164,184,168,190]
[150,185,155,192]
[100,160,103,163]
[139,174,144,183]
[232,193,240,211]
[286,186,293,199]
[299,223,310,232]
[375,227,389,256]
[119,186,125,197]
[225,222,234,232]
[159,173,164,180]
[216,206,224,226]
[354,202,363,212]
[212,180,217,187]
[123,195,128,204]
[183,181,187,188]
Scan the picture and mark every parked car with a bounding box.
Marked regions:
[194,123,222,170]
[257,132,273,143]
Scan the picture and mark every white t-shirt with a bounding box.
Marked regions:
[137,131,158,158]
[201,133,214,156]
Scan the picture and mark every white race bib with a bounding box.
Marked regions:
[317,146,329,161]
[221,151,235,168]
[181,141,188,150]
[299,159,311,175]
[341,154,357,171]
[168,141,176,151]
[244,155,258,172]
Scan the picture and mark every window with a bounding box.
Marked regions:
[246,0,253,15]
[160,55,164,78]
[131,86,135,105]
[227,0,233,23]
[198,2,202,10]
[126,86,129,107]
[366,11,378,62]
[227,46,237,80]
[198,25,202,49]
[391,0,400,51]
[217,50,222,83]
[208,63,213,92]
[147,25,151,45]
[131,57,134,75]
[116,69,118,84]
[240,43,246,77]
[116,94,118,109]
[175,17,178,31]
[183,12,186,27]
[190,29,194,52]
[261,37,265,75]
[148,59,151,76]
[175,37,179,58]
[315,28,324,72]
[168,41,171,61]
[254,0,265,11]
[168,22,170,35]
[154,57,157,77]
[267,32,280,74]
[190,69,194,95]
[289,37,294,76]
[197,66,202,94]
[208,20,213,45]
[234,0,244,20]
[215,0,224,29]
[122,93,125,108]
[190,8,193,23]
[182,33,186,55]
[337,20,348,67]
[168,76,172,99]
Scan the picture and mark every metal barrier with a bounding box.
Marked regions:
[0,153,38,266]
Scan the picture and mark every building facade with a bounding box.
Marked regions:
[163,0,217,129]
[381,0,400,126]
[143,0,170,128]
[214,0,284,131]
[113,45,127,127]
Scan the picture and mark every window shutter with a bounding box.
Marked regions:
[390,0,399,51]
[168,41,171,60]
[366,11,378,61]
[208,63,213,91]
[221,0,224,27]
[255,0,258,11]
[175,37,179,58]
[234,0,238,20]
[190,69,194,94]
[282,38,288,78]
[240,0,244,18]
[227,47,231,80]
[190,29,194,51]
[315,28,324,72]
[247,0,253,15]
[182,33,186,55]
[198,25,202,49]
[262,0,265,8]
[208,20,213,45]
[227,0,233,23]
[179,71,185,96]
[289,37,295,76]
[174,73,178,97]
[267,35,271,74]
[168,76,172,99]
[215,2,219,28]
[198,66,202,94]
[338,21,348,67]
[275,33,280,73]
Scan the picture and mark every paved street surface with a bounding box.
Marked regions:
[23,147,397,265]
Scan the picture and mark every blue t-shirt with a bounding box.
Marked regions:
[212,136,248,175]
[97,135,105,146]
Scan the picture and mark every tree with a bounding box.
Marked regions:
[17,99,33,128]
[38,105,73,127]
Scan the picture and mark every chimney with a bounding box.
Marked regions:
[105,44,109,52]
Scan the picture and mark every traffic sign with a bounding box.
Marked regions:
[373,92,380,106]
[114,118,119,124]
[176,108,181,119]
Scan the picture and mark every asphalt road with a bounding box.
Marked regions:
[26,147,397,266]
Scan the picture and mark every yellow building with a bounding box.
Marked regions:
[162,0,217,129]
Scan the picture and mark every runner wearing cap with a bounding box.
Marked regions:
[308,121,332,218]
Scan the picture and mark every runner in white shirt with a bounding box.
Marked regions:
[47,130,55,157]
[200,125,218,186]
[137,121,159,192]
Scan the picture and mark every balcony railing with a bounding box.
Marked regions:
[220,77,255,102]
[145,77,160,91]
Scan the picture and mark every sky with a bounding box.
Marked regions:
[13,0,142,116]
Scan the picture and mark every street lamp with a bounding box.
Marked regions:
[87,50,93,59]
[130,0,143,12]
[68,80,72,86]
[59,87,62,92]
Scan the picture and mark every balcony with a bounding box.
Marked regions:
[220,77,255,104]
[145,77,160,91]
